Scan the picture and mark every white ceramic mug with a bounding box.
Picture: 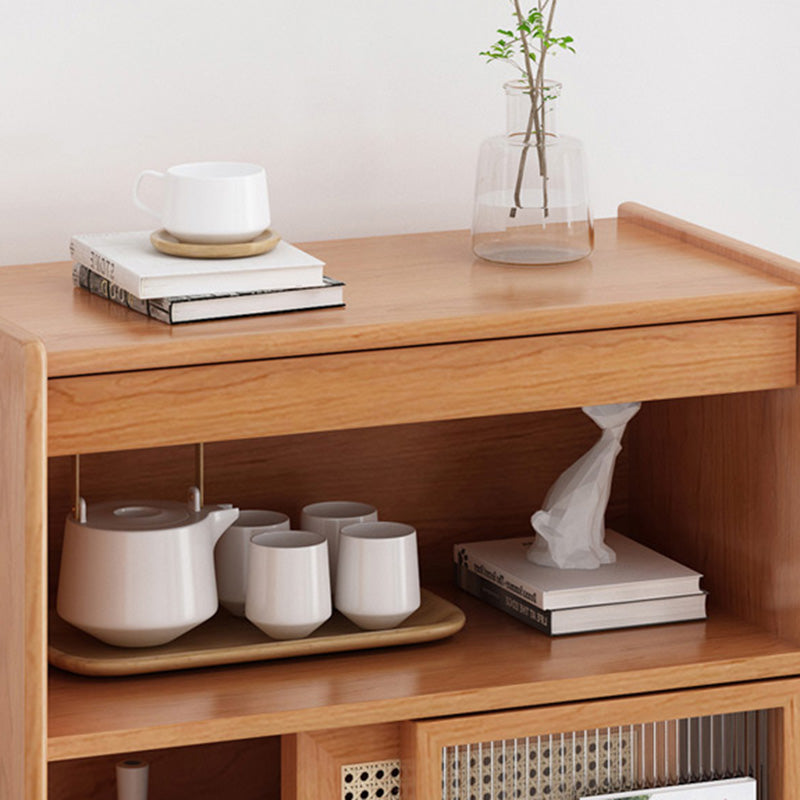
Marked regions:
[133,161,270,244]
[335,521,420,630]
[245,530,332,640]
[214,509,291,617]
[300,501,378,590]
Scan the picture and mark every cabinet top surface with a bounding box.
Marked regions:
[1,208,798,377]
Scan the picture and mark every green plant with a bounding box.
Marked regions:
[480,0,575,216]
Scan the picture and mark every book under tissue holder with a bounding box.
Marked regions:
[528,402,641,570]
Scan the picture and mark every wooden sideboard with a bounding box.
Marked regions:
[3,203,800,799]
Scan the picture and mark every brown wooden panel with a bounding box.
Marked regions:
[0,215,797,379]
[403,679,800,800]
[282,724,401,800]
[48,598,800,760]
[620,202,800,285]
[629,386,800,643]
[0,322,47,800]
[48,737,280,800]
[47,315,796,456]
[46,410,625,594]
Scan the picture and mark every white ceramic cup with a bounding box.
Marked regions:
[133,161,270,244]
[214,509,291,617]
[300,501,378,590]
[245,530,332,640]
[335,521,420,630]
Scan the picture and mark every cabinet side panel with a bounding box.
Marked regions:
[282,724,401,800]
[0,324,47,800]
[629,387,800,642]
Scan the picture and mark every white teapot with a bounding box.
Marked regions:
[57,487,238,647]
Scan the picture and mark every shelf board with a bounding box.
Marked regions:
[47,584,800,761]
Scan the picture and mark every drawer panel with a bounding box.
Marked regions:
[48,314,796,455]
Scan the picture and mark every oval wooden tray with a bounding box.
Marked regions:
[48,588,465,676]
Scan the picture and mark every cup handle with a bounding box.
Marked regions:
[133,169,165,219]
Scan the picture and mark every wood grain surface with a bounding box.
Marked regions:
[283,724,401,800]
[620,202,800,284]
[46,590,800,761]
[48,737,281,800]
[630,388,800,643]
[0,321,47,800]
[44,409,627,594]
[4,205,800,798]
[46,314,796,456]
[403,678,800,799]
[0,215,797,378]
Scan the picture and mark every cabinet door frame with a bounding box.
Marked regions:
[402,678,800,800]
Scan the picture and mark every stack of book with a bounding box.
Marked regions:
[70,231,345,324]
[454,530,706,636]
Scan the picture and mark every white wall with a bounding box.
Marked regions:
[1,0,798,266]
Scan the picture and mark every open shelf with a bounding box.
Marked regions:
[47,581,800,761]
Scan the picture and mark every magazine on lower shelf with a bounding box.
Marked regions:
[578,775,756,799]
[453,530,703,610]
[73,263,345,323]
[456,567,707,635]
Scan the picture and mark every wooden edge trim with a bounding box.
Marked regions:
[618,202,800,286]
[401,720,436,800]
[280,734,300,800]
[413,677,800,750]
[0,321,47,800]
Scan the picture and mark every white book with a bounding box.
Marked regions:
[579,775,756,799]
[458,568,706,635]
[454,531,702,610]
[73,263,345,324]
[70,231,325,299]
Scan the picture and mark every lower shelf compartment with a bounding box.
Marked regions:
[48,588,465,676]
[49,737,281,800]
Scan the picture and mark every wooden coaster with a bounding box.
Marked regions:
[150,229,281,259]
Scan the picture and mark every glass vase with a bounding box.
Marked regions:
[472,80,594,265]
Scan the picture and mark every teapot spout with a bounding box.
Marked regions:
[207,505,240,547]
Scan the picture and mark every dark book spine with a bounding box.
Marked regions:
[455,564,553,634]
[72,264,173,323]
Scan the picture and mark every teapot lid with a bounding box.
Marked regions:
[84,499,195,531]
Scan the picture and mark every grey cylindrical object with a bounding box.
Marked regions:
[116,759,149,800]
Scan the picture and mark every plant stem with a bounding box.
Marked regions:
[509,0,558,219]
[536,0,558,215]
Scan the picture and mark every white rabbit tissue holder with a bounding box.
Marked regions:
[528,402,641,570]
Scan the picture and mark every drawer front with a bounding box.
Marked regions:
[48,315,796,456]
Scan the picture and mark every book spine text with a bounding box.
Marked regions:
[72,264,172,323]
[454,543,543,607]
[455,565,553,634]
